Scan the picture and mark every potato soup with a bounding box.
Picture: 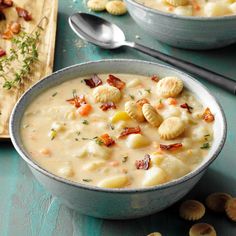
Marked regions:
[136,0,236,17]
[21,73,214,189]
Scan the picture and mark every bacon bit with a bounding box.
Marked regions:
[119,126,141,138]
[100,102,116,111]
[107,74,126,90]
[78,104,92,116]
[151,75,159,83]
[202,107,215,123]
[9,21,21,34]
[180,103,193,113]
[160,143,183,151]
[84,74,102,88]
[135,154,151,170]
[0,0,13,8]
[16,7,32,21]
[167,98,177,105]
[100,133,115,147]
[66,94,86,108]
[2,29,13,39]
[136,98,149,107]
[0,47,6,57]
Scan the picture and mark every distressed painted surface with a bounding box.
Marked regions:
[0,0,236,235]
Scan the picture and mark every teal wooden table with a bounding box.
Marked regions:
[0,1,236,235]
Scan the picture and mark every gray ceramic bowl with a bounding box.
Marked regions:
[10,60,226,219]
[124,0,236,50]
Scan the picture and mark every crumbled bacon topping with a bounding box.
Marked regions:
[180,103,193,113]
[0,0,13,8]
[16,7,32,21]
[84,74,102,88]
[160,143,183,151]
[66,94,86,108]
[0,11,5,21]
[107,74,126,90]
[202,107,214,123]
[99,133,115,147]
[136,98,149,107]
[151,75,159,82]
[100,102,116,111]
[119,126,141,138]
[135,154,151,170]
[0,47,6,57]
[9,21,21,34]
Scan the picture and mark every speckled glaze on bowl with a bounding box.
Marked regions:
[10,60,226,219]
[124,0,236,50]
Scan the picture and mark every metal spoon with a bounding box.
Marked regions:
[69,12,236,95]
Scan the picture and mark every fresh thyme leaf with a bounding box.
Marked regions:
[75,138,79,141]
[82,120,89,125]
[52,92,58,97]
[76,131,81,136]
[145,89,151,93]
[82,179,92,182]
[94,137,103,146]
[200,143,210,149]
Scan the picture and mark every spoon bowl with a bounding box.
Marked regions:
[69,13,127,49]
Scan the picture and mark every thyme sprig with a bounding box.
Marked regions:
[1,17,48,90]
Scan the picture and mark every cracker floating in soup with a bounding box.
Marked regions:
[21,73,214,188]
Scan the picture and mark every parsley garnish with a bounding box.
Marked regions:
[82,179,92,182]
[122,156,128,163]
[129,94,135,100]
[200,143,210,149]
[145,89,151,93]
[52,92,58,97]
[82,120,89,125]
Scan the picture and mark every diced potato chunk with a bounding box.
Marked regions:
[126,78,141,88]
[97,175,129,188]
[51,122,66,131]
[204,2,230,17]
[87,142,111,159]
[126,134,150,149]
[150,153,165,166]
[57,165,73,178]
[111,111,130,123]
[72,147,88,158]
[142,167,168,187]
[159,156,190,179]
[83,160,106,171]
[174,6,193,16]
[230,2,236,13]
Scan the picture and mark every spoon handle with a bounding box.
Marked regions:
[131,42,236,95]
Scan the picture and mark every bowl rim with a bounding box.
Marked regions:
[10,59,227,194]
[125,0,236,21]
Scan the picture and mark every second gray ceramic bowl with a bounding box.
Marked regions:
[125,0,236,50]
[10,60,226,219]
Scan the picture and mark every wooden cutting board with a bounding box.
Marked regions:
[0,0,58,139]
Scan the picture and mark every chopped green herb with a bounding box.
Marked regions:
[95,137,103,146]
[82,120,89,125]
[0,111,1,115]
[75,138,79,141]
[189,120,198,125]
[122,156,128,163]
[52,92,57,97]
[145,89,151,93]
[82,137,90,140]
[138,90,142,95]
[204,134,210,137]
[72,89,77,98]
[23,124,29,128]
[200,143,210,149]
[50,129,57,140]
[129,94,135,100]
[159,99,163,104]
[76,131,81,136]
[109,124,115,130]
[82,179,92,182]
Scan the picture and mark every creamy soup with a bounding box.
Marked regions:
[136,0,236,17]
[21,73,214,189]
